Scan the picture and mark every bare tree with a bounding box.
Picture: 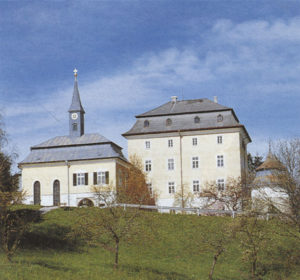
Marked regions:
[0,191,31,262]
[70,185,142,269]
[0,114,33,262]
[201,176,252,211]
[233,213,271,280]
[173,183,194,209]
[256,139,300,238]
[187,218,233,280]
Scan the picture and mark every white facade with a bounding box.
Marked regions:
[123,98,251,208]
[127,129,248,207]
[21,158,128,207]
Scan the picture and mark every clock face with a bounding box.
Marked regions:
[71,113,78,120]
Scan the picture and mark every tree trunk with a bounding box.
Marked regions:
[209,249,223,280]
[114,239,119,270]
[251,258,257,279]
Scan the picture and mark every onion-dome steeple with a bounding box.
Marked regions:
[69,69,85,137]
[256,146,284,172]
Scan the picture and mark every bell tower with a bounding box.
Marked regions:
[68,69,85,137]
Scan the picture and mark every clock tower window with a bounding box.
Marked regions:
[72,123,78,131]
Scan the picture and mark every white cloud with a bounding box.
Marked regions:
[6,16,300,171]
[212,18,300,42]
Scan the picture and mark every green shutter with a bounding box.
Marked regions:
[93,172,97,185]
[85,173,88,185]
[105,171,109,184]
[73,174,77,186]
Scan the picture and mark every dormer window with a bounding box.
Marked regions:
[217,114,223,122]
[194,116,200,123]
[72,123,78,131]
[166,118,172,126]
[144,120,150,127]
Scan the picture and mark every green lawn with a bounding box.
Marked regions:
[0,208,299,280]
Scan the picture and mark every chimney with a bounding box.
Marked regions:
[214,96,218,103]
[171,96,178,103]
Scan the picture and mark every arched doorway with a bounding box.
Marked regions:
[33,181,41,205]
[78,198,94,207]
[53,180,60,206]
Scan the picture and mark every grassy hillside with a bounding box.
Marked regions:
[0,208,299,280]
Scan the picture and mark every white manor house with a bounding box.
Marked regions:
[20,71,251,207]
[123,96,251,207]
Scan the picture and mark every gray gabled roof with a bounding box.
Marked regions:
[69,79,85,113]
[20,133,127,165]
[136,98,231,118]
[32,133,113,149]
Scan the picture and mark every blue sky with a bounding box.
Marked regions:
[1,1,300,171]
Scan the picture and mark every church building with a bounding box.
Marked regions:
[123,96,251,207]
[19,70,128,207]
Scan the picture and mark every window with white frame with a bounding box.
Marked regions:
[192,156,199,169]
[168,182,175,194]
[97,171,106,185]
[217,155,224,167]
[145,141,150,149]
[217,135,223,144]
[217,179,225,191]
[145,160,152,172]
[77,173,85,185]
[192,137,197,146]
[168,158,174,170]
[147,183,153,196]
[168,139,173,148]
[93,171,109,185]
[193,180,200,193]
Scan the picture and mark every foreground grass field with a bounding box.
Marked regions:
[0,208,299,280]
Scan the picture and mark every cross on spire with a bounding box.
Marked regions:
[73,68,78,80]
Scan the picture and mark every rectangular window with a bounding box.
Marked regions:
[192,138,197,146]
[217,155,224,167]
[77,173,85,185]
[97,172,106,185]
[145,141,150,149]
[168,182,175,194]
[93,171,109,185]
[217,136,223,144]
[217,179,225,191]
[192,157,199,169]
[145,160,152,172]
[193,180,200,193]
[168,139,173,148]
[147,183,153,196]
[168,158,174,170]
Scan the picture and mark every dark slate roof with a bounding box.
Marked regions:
[32,133,112,149]
[20,133,126,164]
[136,98,231,117]
[123,98,251,142]
[123,110,241,136]
[69,79,85,113]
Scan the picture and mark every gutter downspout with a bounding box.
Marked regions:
[179,130,184,209]
[66,160,70,206]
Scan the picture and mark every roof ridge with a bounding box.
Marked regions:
[31,133,117,149]
[135,98,231,118]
